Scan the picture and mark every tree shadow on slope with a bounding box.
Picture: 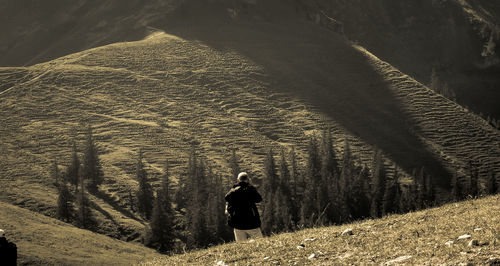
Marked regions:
[161,14,452,188]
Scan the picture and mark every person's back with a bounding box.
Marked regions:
[0,229,17,266]
[225,172,263,242]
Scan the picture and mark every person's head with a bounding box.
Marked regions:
[0,229,5,238]
[237,172,249,183]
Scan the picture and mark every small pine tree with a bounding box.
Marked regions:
[370,149,386,218]
[51,161,61,187]
[290,147,300,198]
[451,171,463,201]
[77,169,94,229]
[468,161,479,198]
[229,149,241,180]
[289,147,301,223]
[338,140,354,222]
[416,167,426,209]
[277,149,294,230]
[382,168,401,215]
[261,148,278,235]
[424,171,435,206]
[351,164,371,219]
[398,184,412,213]
[57,183,74,222]
[300,137,319,226]
[82,125,104,192]
[66,142,81,190]
[274,188,293,233]
[485,169,498,195]
[213,174,232,242]
[136,150,154,220]
[145,162,176,253]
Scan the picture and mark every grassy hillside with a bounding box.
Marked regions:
[0,0,178,67]
[2,0,499,120]
[0,14,499,239]
[0,201,161,265]
[143,195,500,265]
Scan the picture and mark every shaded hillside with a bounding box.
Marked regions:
[143,194,500,265]
[0,201,161,265]
[1,9,499,240]
[304,0,500,119]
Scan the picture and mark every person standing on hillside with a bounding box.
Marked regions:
[0,229,17,266]
[225,172,263,242]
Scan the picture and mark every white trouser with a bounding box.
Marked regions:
[234,228,263,242]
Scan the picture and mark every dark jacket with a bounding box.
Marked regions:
[0,237,17,266]
[225,182,262,230]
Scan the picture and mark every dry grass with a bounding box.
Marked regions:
[0,201,162,265]
[143,195,500,265]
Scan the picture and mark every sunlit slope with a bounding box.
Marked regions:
[143,195,500,265]
[0,21,498,237]
[0,201,160,265]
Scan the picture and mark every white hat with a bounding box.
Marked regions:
[0,229,5,237]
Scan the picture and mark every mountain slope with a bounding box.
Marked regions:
[1,16,499,239]
[2,0,499,120]
[143,195,500,265]
[0,201,161,265]
[303,0,500,119]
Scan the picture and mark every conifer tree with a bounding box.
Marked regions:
[382,168,401,215]
[485,169,498,195]
[424,171,435,206]
[82,125,104,192]
[136,150,154,220]
[274,188,293,232]
[290,147,300,199]
[66,142,80,190]
[351,164,371,219]
[416,167,426,209]
[212,173,231,242]
[321,130,340,177]
[370,149,386,218]
[451,171,463,201]
[468,161,479,198]
[77,169,94,229]
[261,148,278,235]
[321,130,340,223]
[289,147,301,223]
[145,162,176,253]
[339,140,354,222]
[57,182,74,222]
[300,137,321,227]
[189,159,211,248]
[183,148,212,248]
[52,160,61,187]
[278,150,293,210]
[277,149,294,230]
[308,137,325,222]
[398,184,412,213]
[229,149,241,181]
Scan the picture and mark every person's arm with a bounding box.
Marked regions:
[225,190,233,202]
[249,186,262,203]
[225,186,241,202]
